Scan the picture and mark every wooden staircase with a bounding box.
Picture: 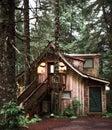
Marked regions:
[17,78,48,116]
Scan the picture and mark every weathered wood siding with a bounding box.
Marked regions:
[65,57,84,71]
[101,87,106,114]
[61,68,106,115]
[75,55,100,77]
[83,56,99,77]
[61,69,85,115]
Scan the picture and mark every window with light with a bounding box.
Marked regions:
[37,62,46,73]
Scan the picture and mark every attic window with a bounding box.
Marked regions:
[84,58,93,68]
[58,62,67,73]
[37,62,46,73]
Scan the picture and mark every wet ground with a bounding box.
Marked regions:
[22,117,112,130]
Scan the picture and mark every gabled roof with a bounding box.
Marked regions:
[17,42,110,85]
[48,43,109,85]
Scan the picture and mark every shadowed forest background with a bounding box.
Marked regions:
[0,0,112,113]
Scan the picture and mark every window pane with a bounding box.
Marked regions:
[58,62,67,73]
[37,62,46,73]
[50,65,54,73]
[84,59,93,68]
[62,91,71,99]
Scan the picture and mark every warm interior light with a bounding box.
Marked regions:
[59,62,67,72]
[50,65,54,73]
[40,62,46,67]
[37,62,46,73]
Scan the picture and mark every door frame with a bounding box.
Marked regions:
[89,86,102,112]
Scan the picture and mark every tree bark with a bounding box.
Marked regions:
[55,0,60,48]
[52,0,60,114]
[0,0,16,108]
[24,0,31,87]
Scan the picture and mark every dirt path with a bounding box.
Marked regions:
[22,117,112,130]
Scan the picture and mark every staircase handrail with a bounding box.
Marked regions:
[17,78,37,104]
[22,78,48,105]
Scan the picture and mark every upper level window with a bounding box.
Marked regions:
[58,62,67,73]
[84,58,94,68]
[50,64,54,73]
[37,62,46,73]
[49,62,67,74]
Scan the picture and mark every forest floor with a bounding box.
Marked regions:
[22,116,112,130]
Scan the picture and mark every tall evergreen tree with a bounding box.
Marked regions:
[30,0,55,51]
[0,0,16,108]
[75,0,112,83]
[14,0,112,84]
[15,0,24,75]
[59,0,112,83]
[24,0,30,87]
[53,0,60,114]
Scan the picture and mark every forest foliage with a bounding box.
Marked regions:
[0,0,112,120]
[15,0,112,84]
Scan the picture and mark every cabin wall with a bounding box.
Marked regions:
[61,69,85,115]
[61,69,106,115]
[66,57,84,71]
[72,60,84,71]
[84,81,89,114]
[101,87,106,114]
[73,55,100,77]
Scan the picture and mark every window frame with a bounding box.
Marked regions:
[83,58,94,68]
[62,91,71,99]
[37,62,46,74]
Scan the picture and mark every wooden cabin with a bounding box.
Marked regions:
[17,43,109,117]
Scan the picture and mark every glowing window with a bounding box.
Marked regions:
[58,62,67,73]
[37,62,46,73]
[50,65,54,73]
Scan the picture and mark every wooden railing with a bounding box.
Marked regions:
[23,78,48,105]
[17,78,48,105]
[17,79,37,104]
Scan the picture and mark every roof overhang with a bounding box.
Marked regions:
[59,52,110,85]
[87,76,110,85]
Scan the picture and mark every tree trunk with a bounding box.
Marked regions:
[52,0,60,114]
[55,0,60,48]
[24,0,30,87]
[0,0,16,108]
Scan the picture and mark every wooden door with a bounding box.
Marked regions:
[89,87,102,112]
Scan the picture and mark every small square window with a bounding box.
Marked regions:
[62,91,71,99]
[84,58,93,68]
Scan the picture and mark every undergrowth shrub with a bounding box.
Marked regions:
[63,97,82,117]
[63,105,74,117]
[0,102,42,130]
[103,113,112,118]
[0,102,27,130]
[72,97,82,115]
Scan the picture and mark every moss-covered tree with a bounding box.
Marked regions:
[0,0,16,109]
